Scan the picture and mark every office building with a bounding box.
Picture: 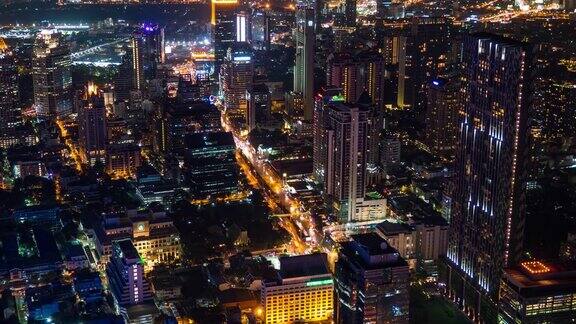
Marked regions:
[182,132,239,197]
[443,33,534,322]
[247,83,271,132]
[425,77,460,159]
[220,43,254,116]
[335,233,410,323]
[261,254,334,323]
[313,98,370,223]
[294,5,315,120]
[78,84,107,166]
[32,30,72,117]
[213,0,239,70]
[499,261,576,323]
[159,100,222,153]
[0,38,21,129]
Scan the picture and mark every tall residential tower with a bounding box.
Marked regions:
[443,33,534,322]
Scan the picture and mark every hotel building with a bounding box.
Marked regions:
[261,254,334,323]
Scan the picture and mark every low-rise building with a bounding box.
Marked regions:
[261,254,334,323]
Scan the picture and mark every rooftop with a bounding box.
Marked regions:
[503,261,576,297]
[114,239,140,261]
[279,253,330,279]
[185,132,235,150]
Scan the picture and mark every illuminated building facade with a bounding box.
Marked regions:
[94,210,181,271]
[425,77,460,159]
[335,233,410,323]
[78,86,107,166]
[0,38,21,130]
[294,5,315,121]
[261,254,334,323]
[32,30,72,117]
[443,33,534,322]
[219,43,253,116]
[106,143,142,178]
[499,261,576,323]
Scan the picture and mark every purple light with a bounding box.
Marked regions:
[432,80,440,86]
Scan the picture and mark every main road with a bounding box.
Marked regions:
[220,112,320,255]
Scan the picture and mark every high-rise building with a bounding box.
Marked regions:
[247,83,271,132]
[32,30,72,117]
[0,38,20,129]
[78,83,107,166]
[398,17,451,110]
[499,261,576,323]
[342,0,357,27]
[335,233,410,323]
[130,34,145,91]
[251,9,270,51]
[139,24,165,79]
[313,96,369,222]
[114,56,133,103]
[327,51,387,109]
[220,43,254,116]
[261,254,334,323]
[294,5,315,121]
[235,10,250,43]
[213,0,239,70]
[443,33,534,322]
[425,77,460,159]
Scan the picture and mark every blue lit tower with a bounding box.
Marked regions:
[444,33,534,322]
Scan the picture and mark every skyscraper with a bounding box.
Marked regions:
[0,38,20,129]
[313,97,369,222]
[335,233,410,323]
[444,33,534,322]
[79,83,107,166]
[247,83,271,132]
[294,5,315,121]
[130,33,145,91]
[398,17,451,110]
[213,0,239,71]
[32,30,72,117]
[220,43,254,117]
[139,24,165,79]
[425,77,460,159]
